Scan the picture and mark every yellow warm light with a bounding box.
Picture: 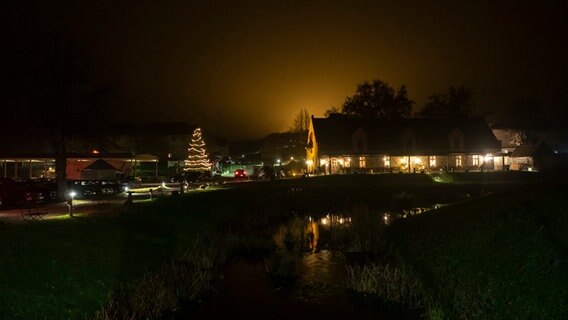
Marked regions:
[91,149,100,154]
[483,154,493,162]
[320,159,327,165]
[306,160,314,166]
[413,157,422,165]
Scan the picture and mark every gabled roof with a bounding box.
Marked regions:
[83,159,119,171]
[511,142,554,157]
[311,116,500,155]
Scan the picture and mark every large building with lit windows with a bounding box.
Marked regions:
[306,114,502,174]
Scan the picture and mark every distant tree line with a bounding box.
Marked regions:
[323,78,475,119]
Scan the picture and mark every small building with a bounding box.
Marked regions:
[306,115,502,174]
[510,142,555,171]
[78,159,121,180]
[1,153,159,180]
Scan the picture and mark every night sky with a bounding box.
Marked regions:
[5,1,568,140]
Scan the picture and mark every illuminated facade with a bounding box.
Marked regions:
[306,115,501,174]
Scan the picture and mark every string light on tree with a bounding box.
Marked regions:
[185,127,211,172]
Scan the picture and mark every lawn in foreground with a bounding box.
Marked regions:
[0,172,549,319]
[390,180,568,319]
[0,186,251,320]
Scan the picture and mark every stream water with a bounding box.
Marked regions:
[178,202,442,319]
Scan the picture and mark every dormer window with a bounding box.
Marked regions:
[452,138,461,150]
[401,128,416,151]
[352,128,368,152]
[449,128,464,151]
[356,139,364,151]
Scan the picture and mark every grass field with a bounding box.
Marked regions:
[390,180,568,319]
[0,172,562,319]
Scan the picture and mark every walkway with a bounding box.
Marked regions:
[0,196,133,223]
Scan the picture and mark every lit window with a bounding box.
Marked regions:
[383,156,390,168]
[472,155,479,166]
[456,155,462,167]
[359,156,366,168]
[429,156,436,167]
[331,158,338,168]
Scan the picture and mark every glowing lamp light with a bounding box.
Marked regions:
[320,159,327,166]
[69,191,77,199]
[124,186,129,192]
[161,182,166,188]
[306,160,314,166]
[483,154,493,162]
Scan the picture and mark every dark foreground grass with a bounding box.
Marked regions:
[390,181,568,319]
[0,187,257,320]
[0,172,553,319]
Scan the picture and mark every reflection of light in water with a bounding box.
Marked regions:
[273,224,288,249]
[306,221,319,252]
[385,204,446,223]
[295,250,348,302]
[383,213,390,225]
[318,214,351,228]
[301,250,345,284]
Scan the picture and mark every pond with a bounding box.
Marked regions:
[179,202,444,319]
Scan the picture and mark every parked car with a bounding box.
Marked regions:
[251,166,285,180]
[234,169,247,179]
[0,178,47,210]
[67,180,122,199]
[20,178,58,202]
[117,176,140,191]
[170,171,212,184]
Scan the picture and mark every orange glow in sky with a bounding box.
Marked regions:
[5,1,568,139]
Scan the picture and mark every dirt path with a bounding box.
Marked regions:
[0,198,129,223]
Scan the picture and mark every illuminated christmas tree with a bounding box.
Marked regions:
[185,128,211,172]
